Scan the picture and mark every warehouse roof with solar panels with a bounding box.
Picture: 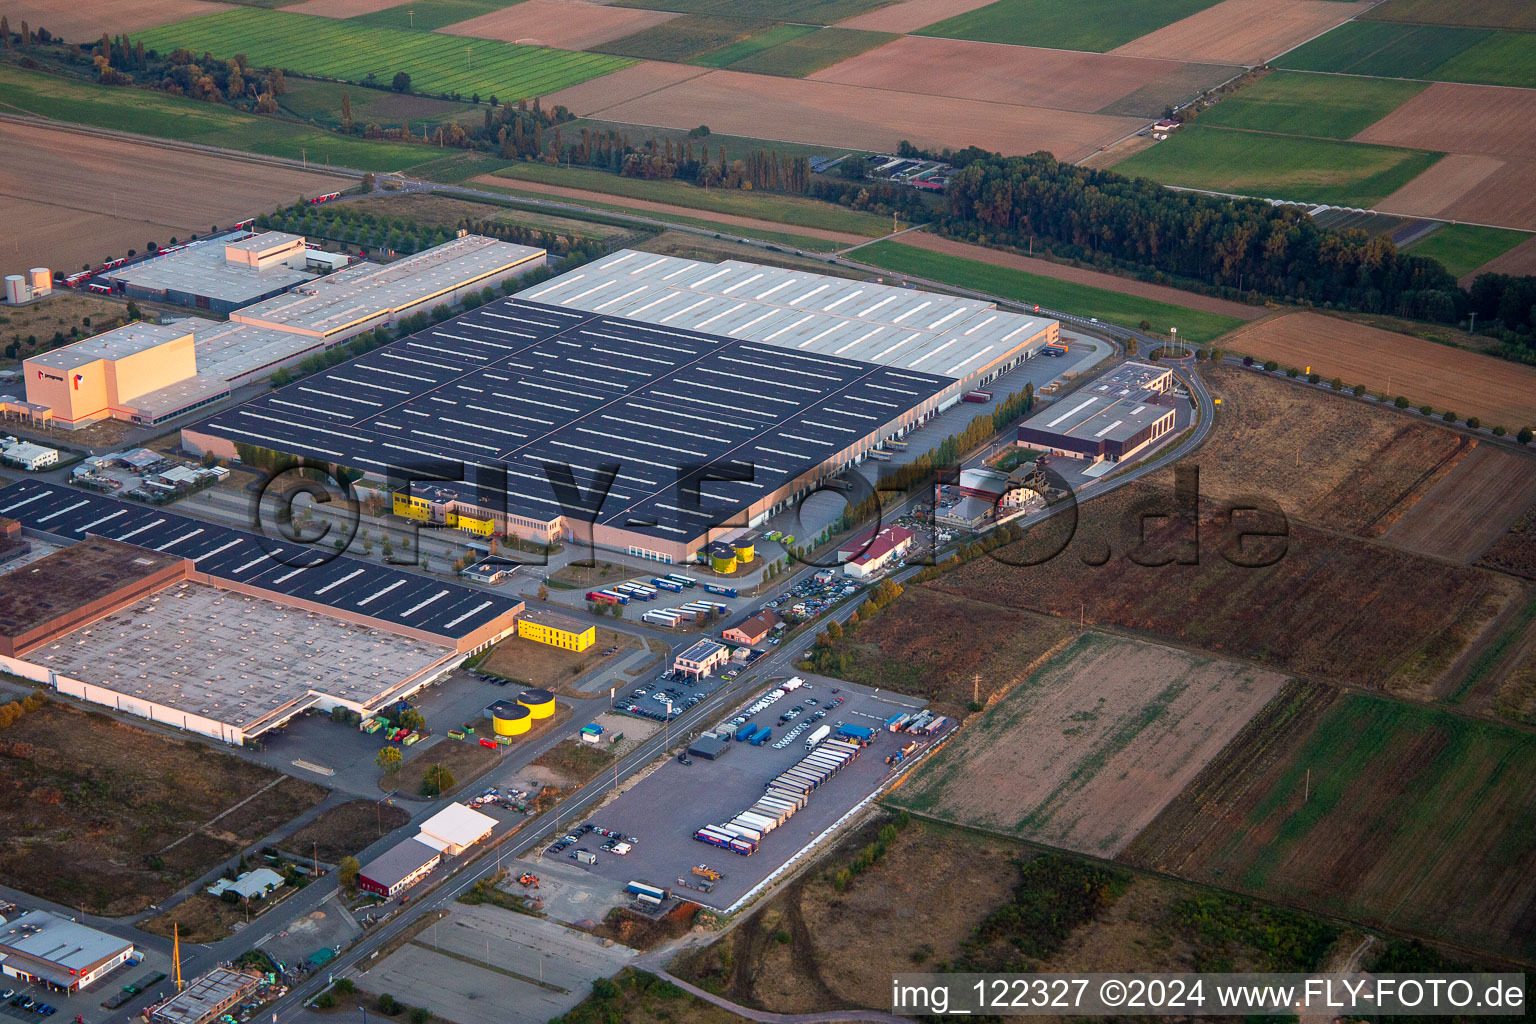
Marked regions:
[0,479,521,649]
[186,297,951,543]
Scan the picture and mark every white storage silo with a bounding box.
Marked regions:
[4,275,31,305]
[29,268,52,297]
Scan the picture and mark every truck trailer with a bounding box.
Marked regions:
[804,724,831,749]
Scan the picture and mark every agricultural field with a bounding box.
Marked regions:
[1109,0,1375,67]
[690,24,818,68]
[932,479,1519,693]
[592,15,771,63]
[343,192,632,239]
[1123,688,1536,961]
[1464,235,1536,280]
[278,78,480,130]
[135,9,634,102]
[891,634,1289,857]
[1196,71,1428,140]
[1196,362,1478,537]
[0,699,326,915]
[0,115,352,274]
[808,36,1237,116]
[1111,124,1443,208]
[1218,312,1536,428]
[1402,224,1533,279]
[1383,445,1536,564]
[717,28,898,77]
[289,0,402,16]
[541,65,1145,158]
[2,0,228,42]
[1363,0,1536,32]
[915,0,1222,53]
[851,239,1249,343]
[434,2,679,50]
[1276,20,1536,88]
[1373,155,1536,232]
[1354,82,1536,162]
[807,587,1081,716]
[1479,505,1536,581]
[611,0,893,25]
[834,0,998,34]
[1492,629,1536,722]
[486,162,893,237]
[0,63,429,171]
[348,0,508,31]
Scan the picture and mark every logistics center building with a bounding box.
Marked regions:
[1015,361,1178,463]
[183,252,1059,563]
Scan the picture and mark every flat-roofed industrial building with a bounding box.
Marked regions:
[358,838,442,897]
[106,231,315,314]
[149,968,263,1024]
[517,609,595,652]
[1016,361,1178,463]
[0,911,135,992]
[182,255,1059,564]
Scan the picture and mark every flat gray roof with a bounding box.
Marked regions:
[1098,360,1173,391]
[23,580,450,732]
[0,910,133,984]
[185,318,328,384]
[107,233,314,304]
[27,321,190,370]
[231,236,545,337]
[151,967,260,1024]
[359,838,440,889]
[1020,385,1173,444]
[520,250,1056,379]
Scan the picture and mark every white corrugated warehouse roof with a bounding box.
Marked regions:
[520,250,1056,378]
[418,801,497,848]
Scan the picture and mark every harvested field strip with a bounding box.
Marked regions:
[916,0,1223,53]
[833,0,998,33]
[851,239,1248,343]
[1109,0,1375,67]
[136,8,634,102]
[1351,82,1536,163]
[1128,691,1536,960]
[1197,71,1428,140]
[1218,311,1536,427]
[1385,445,1536,565]
[0,0,234,41]
[433,3,680,51]
[891,633,1289,857]
[719,28,899,78]
[470,179,847,251]
[485,162,890,236]
[1402,223,1531,279]
[1363,0,1536,32]
[1110,123,1443,208]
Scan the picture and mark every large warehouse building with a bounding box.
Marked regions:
[1015,361,1177,463]
[25,236,547,428]
[0,480,523,744]
[183,253,1059,563]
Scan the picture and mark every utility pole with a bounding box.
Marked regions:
[314,841,319,881]
[1305,767,1310,804]
[973,673,980,705]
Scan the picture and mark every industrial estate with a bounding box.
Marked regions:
[2,2,1535,1024]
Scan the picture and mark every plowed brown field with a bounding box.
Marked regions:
[6,0,231,41]
[1385,444,1536,563]
[1220,312,1536,428]
[0,121,350,274]
[438,2,679,48]
[559,68,1144,159]
[1111,0,1374,66]
[810,36,1233,114]
[1354,82,1536,161]
[902,232,1262,319]
[540,60,706,115]
[288,0,401,17]
[892,633,1289,857]
[834,0,997,33]
[1373,152,1505,219]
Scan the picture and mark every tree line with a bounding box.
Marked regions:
[938,151,1536,360]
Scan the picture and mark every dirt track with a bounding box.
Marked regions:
[901,232,1263,319]
[470,175,871,245]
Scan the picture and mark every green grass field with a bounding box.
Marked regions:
[718,27,896,76]
[1203,694,1536,958]
[348,0,512,32]
[1275,21,1490,79]
[136,9,633,102]
[691,24,818,68]
[0,62,430,170]
[591,14,769,62]
[1363,0,1536,32]
[1113,124,1443,208]
[1197,71,1427,140]
[278,78,479,130]
[917,0,1220,52]
[491,161,895,236]
[611,0,890,26]
[851,239,1246,343]
[1433,30,1536,88]
[1403,224,1531,278]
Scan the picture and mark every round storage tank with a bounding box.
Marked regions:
[518,688,555,719]
[732,538,755,563]
[493,703,531,737]
[4,276,28,305]
[709,541,737,574]
[29,268,52,293]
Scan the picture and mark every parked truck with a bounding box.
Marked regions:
[749,726,772,746]
[804,724,831,749]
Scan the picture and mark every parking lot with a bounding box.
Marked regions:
[0,943,172,1024]
[529,676,950,912]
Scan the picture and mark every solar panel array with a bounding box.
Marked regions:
[191,299,947,543]
[0,480,519,643]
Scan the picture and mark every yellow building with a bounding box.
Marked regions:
[517,610,594,652]
[393,492,433,520]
